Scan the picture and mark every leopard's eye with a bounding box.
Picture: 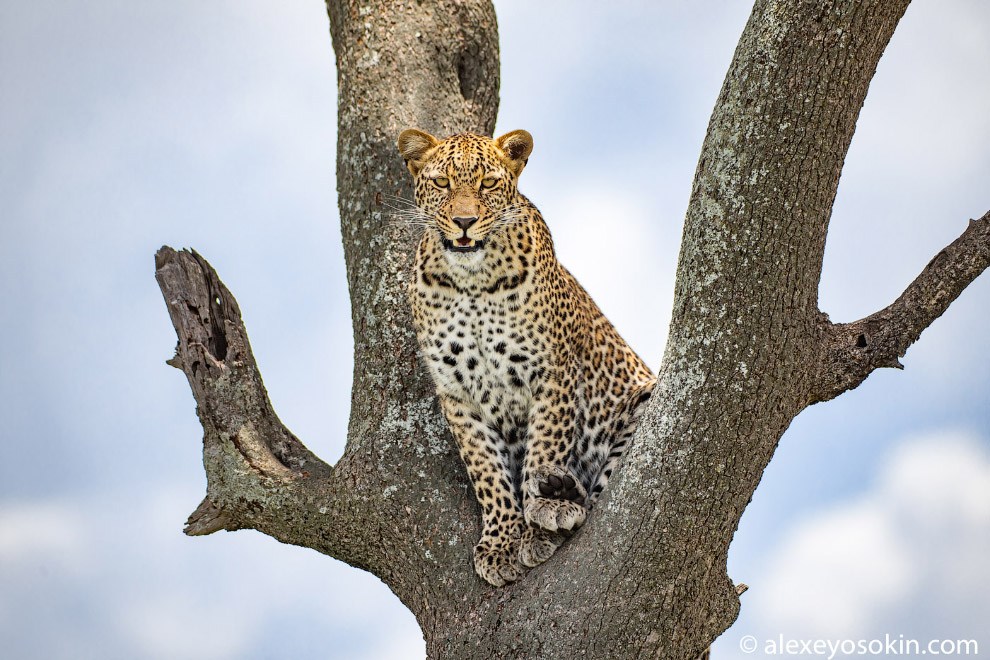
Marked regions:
[481,177,497,189]
[433,176,450,189]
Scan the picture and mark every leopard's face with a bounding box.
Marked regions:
[398,130,533,261]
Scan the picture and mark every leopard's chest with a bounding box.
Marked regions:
[417,287,547,431]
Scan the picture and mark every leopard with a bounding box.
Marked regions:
[397,128,657,587]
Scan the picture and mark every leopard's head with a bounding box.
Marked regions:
[397,130,533,257]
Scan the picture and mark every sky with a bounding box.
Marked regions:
[1,1,988,658]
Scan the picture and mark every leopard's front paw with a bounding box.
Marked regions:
[474,536,526,587]
[524,465,588,532]
[525,496,587,532]
[528,464,587,506]
[518,527,565,568]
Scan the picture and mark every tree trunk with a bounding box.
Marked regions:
[155,1,990,658]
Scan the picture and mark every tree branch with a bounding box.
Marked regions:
[155,247,377,567]
[814,210,990,403]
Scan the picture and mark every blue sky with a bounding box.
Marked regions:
[1,1,988,658]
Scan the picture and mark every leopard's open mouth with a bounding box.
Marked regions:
[442,236,486,253]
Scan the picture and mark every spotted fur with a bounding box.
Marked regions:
[397,129,656,587]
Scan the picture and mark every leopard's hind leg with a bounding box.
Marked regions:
[587,379,656,505]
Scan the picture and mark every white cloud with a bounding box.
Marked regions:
[752,500,915,638]
[738,430,990,646]
[116,592,250,660]
[845,0,990,181]
[0,488,425,660]
[547,184,675,371]
[0,501,93,574]
[882,435,990,529]
[359,626,427,660]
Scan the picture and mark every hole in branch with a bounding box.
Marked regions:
[856,334,868,348]
[456,49,481,102]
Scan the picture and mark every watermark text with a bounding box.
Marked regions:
[739,634,979,658]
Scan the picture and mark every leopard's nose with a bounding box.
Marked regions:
[453,216,478,231]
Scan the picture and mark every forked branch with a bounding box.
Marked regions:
[155,247,368,561]
[814,210,990,403]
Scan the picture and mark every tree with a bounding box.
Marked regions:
[155,1,989,657]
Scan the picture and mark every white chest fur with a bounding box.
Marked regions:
[417,287,546,435]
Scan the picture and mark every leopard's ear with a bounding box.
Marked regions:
[495,130,533,176]
[398,129,439,176]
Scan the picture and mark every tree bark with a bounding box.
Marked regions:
[155,1,989,658]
